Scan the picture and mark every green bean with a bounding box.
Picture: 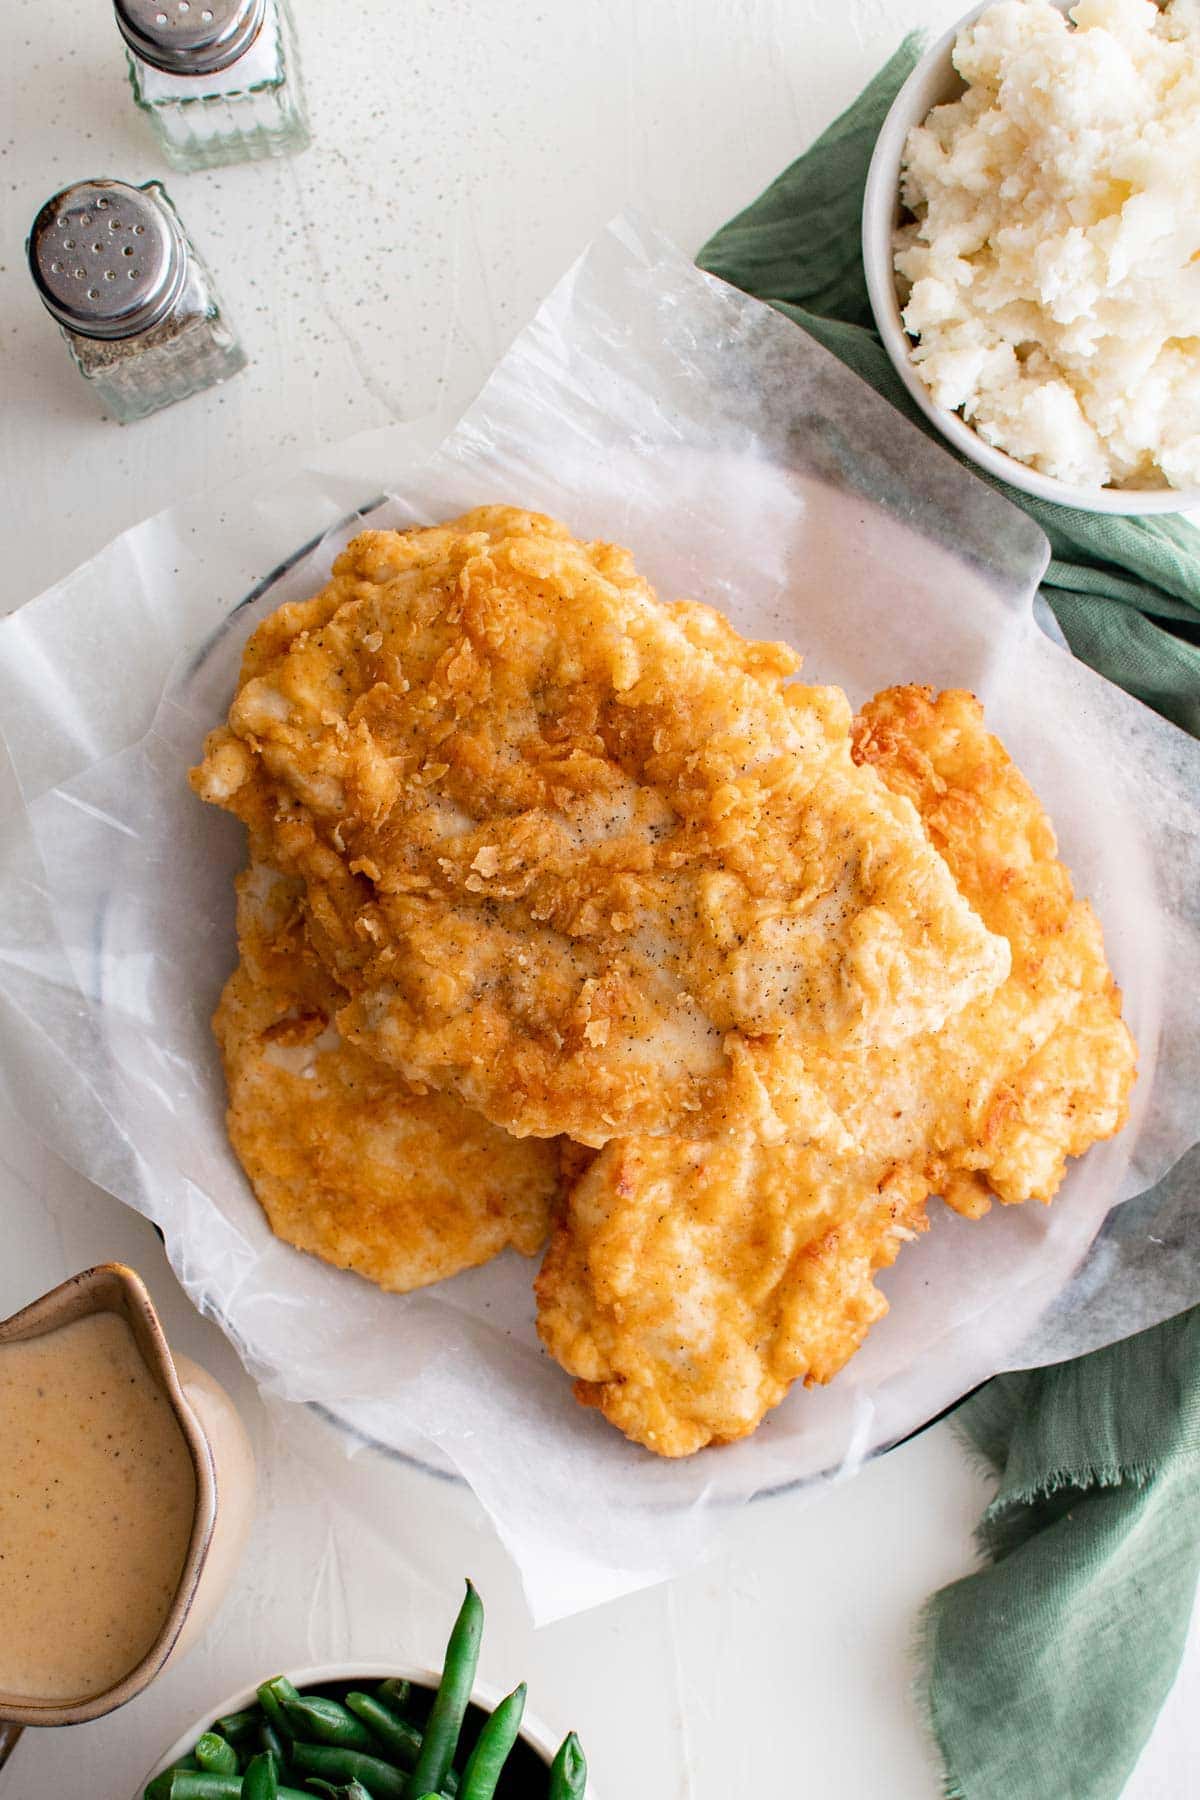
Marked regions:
[289,1742,407,1799]
[146,1752,200,1792]
[242,1752,278,1800]
[145,1776,310,1800]
[304,1783,374,1800]
[257,1720,291,1781]
[458,1683,526,1800]
[344,1692,421,1766]
[260,1678,304,1720]
[408,1581,485,1797]
[257,1683,295,1742]
[156,1779,241,1800]
[195,1734,240,1777]
[374,1678,412,1712]
[277,1689,379,1753]
[547,1732,587,1799]
[215,1712,261,1745]
[143,1768,201,1800]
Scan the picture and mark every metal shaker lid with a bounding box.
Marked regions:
[113,0,267,76]
[27,180,187,341]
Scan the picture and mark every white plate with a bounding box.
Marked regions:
[91,470,1147,1512]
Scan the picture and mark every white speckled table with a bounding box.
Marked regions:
[1,1,1197,1793]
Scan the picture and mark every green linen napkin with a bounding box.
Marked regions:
[698,39,1200,1800]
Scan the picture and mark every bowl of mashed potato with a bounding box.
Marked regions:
[863,0,1200,512]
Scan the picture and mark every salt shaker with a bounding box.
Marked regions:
[114,0,310,171]
[27,179,247,424]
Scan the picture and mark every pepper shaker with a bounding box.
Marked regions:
[114,0,310,171]
[27,179,247,424]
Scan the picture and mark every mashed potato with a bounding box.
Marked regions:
[896,0,1200,490]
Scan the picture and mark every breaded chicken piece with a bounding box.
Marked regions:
[192,508,1009,1146]
[536,688,1135,1455]
[852,686,1135,1215]
[215,862,559,1293]
[536,1130,930,1457]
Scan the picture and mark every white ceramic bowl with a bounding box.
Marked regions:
[136,1661,589,1798]
[862,0,1200,515]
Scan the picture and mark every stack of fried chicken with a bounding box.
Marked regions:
[191,507,1136,1457]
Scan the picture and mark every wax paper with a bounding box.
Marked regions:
[1,216,1199,1622]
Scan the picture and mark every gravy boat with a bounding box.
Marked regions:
[0,1264,255,1769]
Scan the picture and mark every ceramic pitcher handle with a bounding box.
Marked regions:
[0,1722,24,1771]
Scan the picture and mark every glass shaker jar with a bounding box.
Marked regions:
[27,178,247,424]
[114,0,310,171]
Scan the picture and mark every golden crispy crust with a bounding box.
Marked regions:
[852,686,1135,1211]
[536,1131,929,1457]
[536,687,1136,1456]
[215,863,559,1294]
[192,508,1009,1146]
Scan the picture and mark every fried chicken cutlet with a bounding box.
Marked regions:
[192,508,1010,1147]
[852,686,1136,1216]
[535,688,1136,1456]
[215,861,559,1293]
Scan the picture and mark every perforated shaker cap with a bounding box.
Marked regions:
[113,0,267,75]
[27,180,188,341]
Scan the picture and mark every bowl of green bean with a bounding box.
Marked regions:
[136,1583,589,1800]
